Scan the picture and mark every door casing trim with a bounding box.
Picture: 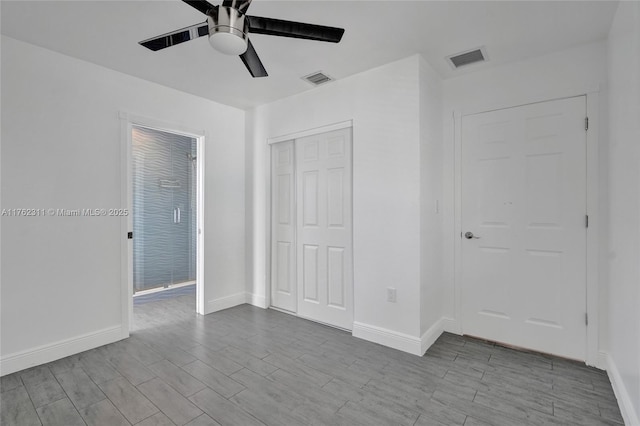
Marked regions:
[119,112,207,337]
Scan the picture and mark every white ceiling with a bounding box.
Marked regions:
[1,0,618,110]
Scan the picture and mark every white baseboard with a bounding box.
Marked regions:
[0,325,123,376]
[352,322,422,355]
[441,317,461,335]
[245,292,267,309]
[205,292,247,314]
[596,351,609,371]
[421,318,445,355]
[602,351,640,426]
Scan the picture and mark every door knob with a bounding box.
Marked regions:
[464,231,480,239]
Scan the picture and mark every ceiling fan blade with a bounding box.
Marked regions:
[240,39,268,77]
[222,0,252,14]
[246,16,344,43]
[139,22,209,51]
[182,0,217,15]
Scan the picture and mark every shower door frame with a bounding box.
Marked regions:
[120,112,206,335]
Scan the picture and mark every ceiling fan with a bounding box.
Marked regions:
[139,0,345,78]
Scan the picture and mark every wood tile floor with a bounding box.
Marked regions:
[1,292,624,425]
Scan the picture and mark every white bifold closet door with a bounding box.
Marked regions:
[271,141,296,312]
[271,128,353,330]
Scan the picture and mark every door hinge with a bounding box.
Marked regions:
[585,313,589,326]
[585,117,589,131]
[585,215,589,228]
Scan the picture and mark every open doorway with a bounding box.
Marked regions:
[121,116,205,333]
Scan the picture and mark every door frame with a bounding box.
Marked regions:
[119,112,206,337]
[452,91,601,367]
[266,120,354,319]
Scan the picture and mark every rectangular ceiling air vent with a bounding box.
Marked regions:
[447,47,487,69]
[303,71,334,86]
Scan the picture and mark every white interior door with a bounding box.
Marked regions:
[296,128,353,330]
[270,141,296,312]
[461,96,587,360]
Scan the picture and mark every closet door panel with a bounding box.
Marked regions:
[296,128,353,330]
[270,141,297,312]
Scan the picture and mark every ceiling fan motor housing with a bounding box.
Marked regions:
[207,6,249,55]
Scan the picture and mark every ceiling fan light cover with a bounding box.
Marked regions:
[207,6,248,55]
[209,30,247,55]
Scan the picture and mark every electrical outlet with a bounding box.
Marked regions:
[387,287,397,303]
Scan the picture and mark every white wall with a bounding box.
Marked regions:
[441,41,607,337]
[244,107,267,309]
[1,36,246,373]
[606,2,640,424]
[419,57,444,340]
[246,55,426,352]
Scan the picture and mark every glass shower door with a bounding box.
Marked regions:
[132,126,196,293]
[169,135,196,285]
